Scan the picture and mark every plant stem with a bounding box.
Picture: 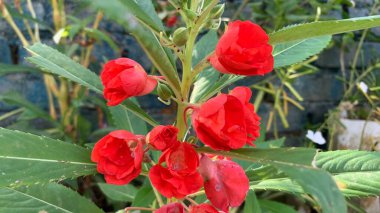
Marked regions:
[175,0,219,139]
[191,51,213,80]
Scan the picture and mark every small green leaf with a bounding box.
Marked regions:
[0,128,96,187]
[26,43,103,93]
[270,15,380,45]
[84,28,119,51]
[197,75,244,102]
[109,98,148,134]
[197,147,317,166]
[274,165,347,213]
[259,200,297,213]
[334,171,380,197]
[0,63,39,76]
[255,137,285,149]
[98,183,137,202]
[121,100,159,127]
[0,93,52,122]
[273,36,331,68]
[251,178,303,195]
[244,190,262,213]
[132,179,156,210]
[316,150,380,173]
[0,183,103,213]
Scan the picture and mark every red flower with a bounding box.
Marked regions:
[149,164,203,199]
[147,125,179,151]
[155,203,185,213]
[192,86,260,150]
[199,156,249,212]
[189,204,219,213]
[91,130,144,185]
[209,20,273,76]
[150,142,203,199]
[159,142,200,176]
[101,58,157,106]
[229,87,261,145]
[166,15,178,27]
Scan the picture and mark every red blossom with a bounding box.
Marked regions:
[199,155,249,211]
[100,58,157,106]
[155,203,185,213]
[149,164,203,199]
[159,142,200,176]
[166,15,178,27]
[91,130,144,185]
[189,204,220,213]
[209,20,274,76]
[147,125,179,151]
[191,86,261,151]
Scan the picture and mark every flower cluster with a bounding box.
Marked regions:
[92,20,273,212]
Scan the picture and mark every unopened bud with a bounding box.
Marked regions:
[184,9,198,21]
[204,18,221,30]
[157,82,173,101]
[210,4,225,19]
[172,27,189,47]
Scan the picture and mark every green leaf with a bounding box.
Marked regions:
[269,15,380,45]
[26,43,103,93]
[89,0,181,93]
[109,98,149,134]
[132,179,156,210]
[274,165,347,213]
[273,36,331,68]
[98,183,137,202]
[121,100,159,127]
[316,150,380,173]
[191,30,220,103]
[0,63,39,76]
[26,43,158,127]
[0,183,103,213]
[316,150,380,197]
[84,28,119,52]
[196,147,317,166]
[334,171,380,197]
[251,178,303,195]
[0,128,96,187]
[255,137,285,149]
[0,93,52,122]
[244,190,262,213]
[197,147,346,213]
[246,165,284,181]
[258,200,297,213]
[197,75,244,102]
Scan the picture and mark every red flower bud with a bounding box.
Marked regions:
[192,86,260,151]
[155,203,185,213]
[199,155,249,212]
[166,15,178,28]
[149,164,203,199]
[147,125,179,151]
[189,204,220,213]
[100,58,157,106]
[209,20,274,76]
[91,130,144,185]
[158,142,200,176]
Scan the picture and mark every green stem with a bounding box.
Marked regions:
[175,0,220,140]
